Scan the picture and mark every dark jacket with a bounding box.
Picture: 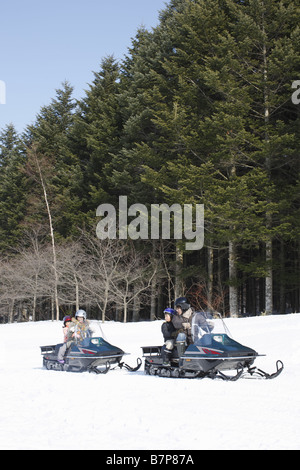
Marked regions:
[161,321,176,342]
[172,308,194,344]
[172,314,187,330]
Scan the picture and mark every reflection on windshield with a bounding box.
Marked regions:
[191,312,232,344]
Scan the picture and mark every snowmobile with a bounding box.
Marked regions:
[142,312,284,381]
[40,321,141,374]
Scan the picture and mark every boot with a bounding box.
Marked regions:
[162,348,172,366]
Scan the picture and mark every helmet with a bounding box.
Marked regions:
[163,308,176,316]
[174,297,190,311]
[63,315,72,325]
[75,309,87,319]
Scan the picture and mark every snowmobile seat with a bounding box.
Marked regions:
[142,346,162,356]
[40,345,58,355]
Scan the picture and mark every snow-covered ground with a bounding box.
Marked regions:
[0,314,299,450]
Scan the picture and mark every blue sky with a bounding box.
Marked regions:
[0,0,168,134]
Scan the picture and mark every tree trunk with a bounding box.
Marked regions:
[74,274,79,312]
[123,302,128,324]
[279,240,285,314]
[265,240,273,315]
[32,274,37,322]
[262,11,273,316]
[32,148,60,321]
[9,300,14,323]
[207,246,214,314]
[229,241,238,317]
[175,242,185,299]
[132,285,141,322]
[150,277,157,321]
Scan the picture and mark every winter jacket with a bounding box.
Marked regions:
[62,326,69,343]
[172,308,193,330]
[172,308,194,344]
[161,321,177,342]
[67,319,91,343]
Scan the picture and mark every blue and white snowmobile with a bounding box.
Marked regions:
[142,312,284,380]
[41,321,141,374]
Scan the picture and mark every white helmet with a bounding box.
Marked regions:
[75,309,87,319]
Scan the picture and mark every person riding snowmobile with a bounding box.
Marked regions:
[57,315,72,363]
[161,308,177,366]
[172,297,194,346]
[69,309,91,342]
[62,315,72,342]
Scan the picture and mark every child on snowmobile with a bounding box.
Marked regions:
[62,315,72,341]
[161,308,177,366]
[57,315,72,363]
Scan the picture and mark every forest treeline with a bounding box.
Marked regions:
[0,0,300,323]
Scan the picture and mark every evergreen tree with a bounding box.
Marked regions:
[137,0,300,314]
[0,124,27,252]
[106,26,181,205]
[202,0,300,314]
[24,81,83,238]
[72,56,123,217]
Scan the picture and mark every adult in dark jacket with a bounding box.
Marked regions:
[172,297,194,347]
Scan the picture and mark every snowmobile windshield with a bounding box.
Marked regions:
[72,320,106,345]
[191,312,231,344]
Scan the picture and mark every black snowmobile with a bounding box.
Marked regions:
[41,321,141,374]
[142,312,284,381]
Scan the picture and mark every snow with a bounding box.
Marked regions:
[0,314,299,450]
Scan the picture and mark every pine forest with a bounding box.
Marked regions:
[0,0,300,323]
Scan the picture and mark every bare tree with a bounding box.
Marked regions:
[56,241,87,311]
[0,258,21,322]
[79,232,131,321]
[0,257,32,322]
[14,229,51,321]
[111,242,158,323]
